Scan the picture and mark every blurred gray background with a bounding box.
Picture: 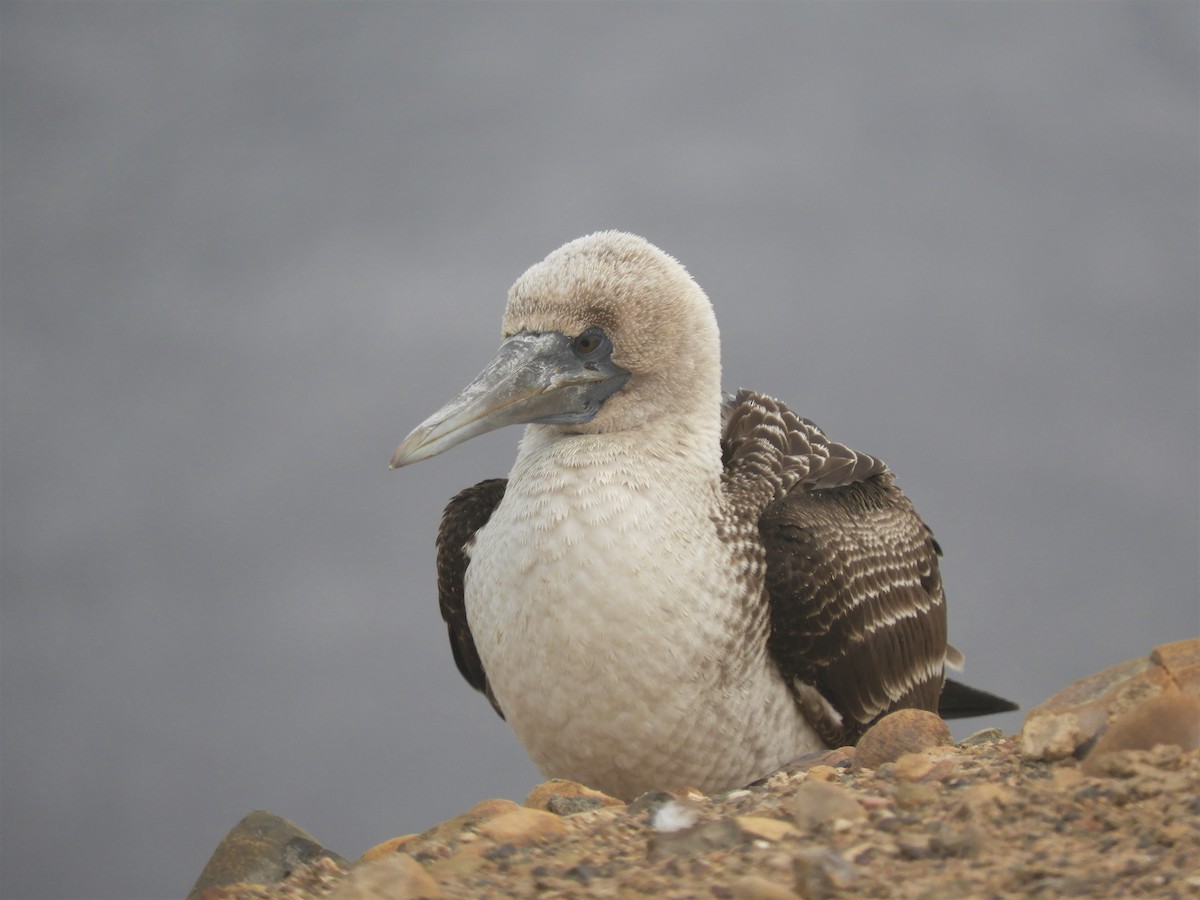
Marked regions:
[2,3,1197,898]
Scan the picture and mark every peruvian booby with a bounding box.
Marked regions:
[390,231,1015,800]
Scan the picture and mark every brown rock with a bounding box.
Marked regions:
[410,798,520,847]
[1081,692,1200,775]
[523,779,624,814]
[358,834,417,863]
[463,797,521,819]
[329,854,441,900]
[790,779,866,832]
[187,810,346,900]
[730,873,803,900]
[1150,638,1200,694]
[1020,656,1163,760]
[1021,638,1200,761]
[476,807,569,846]
[853,709,952,771]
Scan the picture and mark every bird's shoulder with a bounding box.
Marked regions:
[720,389,892,502]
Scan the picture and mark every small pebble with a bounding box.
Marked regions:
[628,790,676,818]
[647,817,745,858]
[853,710,952,771]
[729,873,802,900]
[790,779,866,831]
[793,847,856,894]
[329,854,441,900]
[734,816,798,842]
[803,765,840,782]
[525,779,623,812]
[476,808,568,846]
[893,781,939,809]
[953,782,1014,818]
[958,727,1005,746]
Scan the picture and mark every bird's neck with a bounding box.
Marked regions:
[512,413,723,494]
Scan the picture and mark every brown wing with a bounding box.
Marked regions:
[721,390,947,746]
[435,478,508,718]
[760,478,948,745]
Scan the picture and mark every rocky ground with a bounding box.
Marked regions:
[191,639,1200,900]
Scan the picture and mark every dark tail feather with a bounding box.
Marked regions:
[938,678,1019,719]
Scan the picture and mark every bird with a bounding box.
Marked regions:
[390,231,1015,800]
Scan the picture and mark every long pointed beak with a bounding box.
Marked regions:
[390,332,628,468]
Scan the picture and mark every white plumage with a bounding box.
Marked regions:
[466,424,825,798]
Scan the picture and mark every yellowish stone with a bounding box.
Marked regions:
[358,834,417,863]
[524,779,623,811]
[729,873,803,900]
[735,816,799,842]
[329,854,441,899]
[803,765,840,782]
[476,807,569,846]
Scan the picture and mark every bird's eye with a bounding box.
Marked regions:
[572,327,609,359]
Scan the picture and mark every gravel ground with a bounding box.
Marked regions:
[206,737,1200,900]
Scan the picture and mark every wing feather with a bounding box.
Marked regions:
[722,390,947,746]
[435,478,508,718]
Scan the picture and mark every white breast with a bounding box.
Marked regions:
[464,425,824,799]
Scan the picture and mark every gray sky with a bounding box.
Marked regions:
[2,3,1197,898]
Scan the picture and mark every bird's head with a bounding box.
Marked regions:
[390,231,722,468]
